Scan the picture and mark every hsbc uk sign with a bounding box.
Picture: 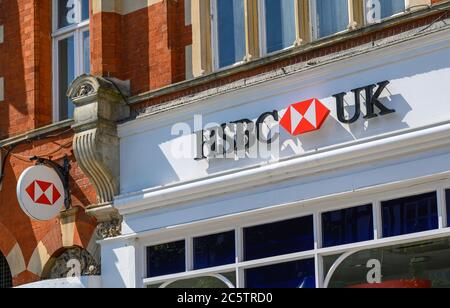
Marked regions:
[184,81,395,160]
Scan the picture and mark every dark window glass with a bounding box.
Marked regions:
[322,204,374,248]
[82,0,90,21]
[194,231,235,270]
[147,240,185,278]
[246,259,316,288]
[264,0,296,53]
[0,252,12,289]
[382,192,438,238]
[58,0,77,29]
[58,36,75,120]
[216,0,246,68]
[244,216,314,261]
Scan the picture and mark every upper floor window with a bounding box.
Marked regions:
[260,0,297,54]
[53,0,90,121]
[313,0,350,39]
[366,0,406,24]
[213,0,246,69]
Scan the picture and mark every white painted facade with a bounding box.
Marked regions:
[100,27,450,288]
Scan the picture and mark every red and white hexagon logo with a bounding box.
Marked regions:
[17,165,65,221]
[279,98,330,135]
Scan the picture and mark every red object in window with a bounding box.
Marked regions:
[349,280,432,289]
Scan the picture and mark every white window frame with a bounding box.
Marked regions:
[310,0,352,40]
[52,0,90,122]
[364,0,408,25]
[258,0,297,57]
[139,176,450,288]
[210,0,247,72]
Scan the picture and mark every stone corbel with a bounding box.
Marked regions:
[68,75,130,238]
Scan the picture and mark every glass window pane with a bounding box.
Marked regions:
[83,31,90,74]
[165,272,236,288]
[82,0,90,21]
[0,252,12,289]
[58,0,78,29]
[147,240,186,278]
[246,259,316,288]
[322,204,374,248]
[194,231,235,270]
[244,216,314,261]
[315,0,349,38]
[382,192,438,238]
[378,0,405,20]
[216,0,246,68]
[264,0,296,53]
[58,36,75,120]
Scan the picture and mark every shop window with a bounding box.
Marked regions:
[244,216,314,261]
[213,0,246,68]
[322,204,374,248]
[313,0,350,39]
[366,0,405,24]
[0,252,12,289]
[245,259,316,288]
[193,231,236,270]
[53,0,90,121]
[325,237,450,288]
[261,0,296,54]
[382,192,438,238]
[147,240,186,278]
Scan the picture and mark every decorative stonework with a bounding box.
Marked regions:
[47,247,100,279]
[96,219,122,240]
[68,75,130,229]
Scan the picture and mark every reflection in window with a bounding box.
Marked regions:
[264,0,296,53]
[147,240,186,278]
[322,204,374,248]
[216,0,246,68]
[246,259,315,288]
[325,237,450,288]
[194,231,235,270]
[367,0,405,22]
[164,272,236,288]
[244,216,314,261]
[315,0,349,38]
[82,0,90,21]
[58,36,75,120]
[382,192,438,238]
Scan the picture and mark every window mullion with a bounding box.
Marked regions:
[349,0,365,29]
[294,0,311,45]
[244,0,260,61]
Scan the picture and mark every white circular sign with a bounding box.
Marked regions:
[17,165,65,221]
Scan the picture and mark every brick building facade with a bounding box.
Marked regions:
[0,0,449,288]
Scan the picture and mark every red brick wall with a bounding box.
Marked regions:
[91,0,192,95]
[0,129,97,286]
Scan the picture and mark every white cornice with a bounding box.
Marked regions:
[114,120,450,216]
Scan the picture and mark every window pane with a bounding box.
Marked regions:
[264,0,296,53]
[0,252,12,289]
[315,0,349,38]
[322,204,374,248]
[244,216,314,261]
[147,240,185,278]
[216,0,246,68]
[246,259,316,288]
[446,189,450,228]
[58,36,75,120]
[82,0,90,21]
[83,31,90,74]
[164,272,236,288]
[376,0,405,20]
[58,0,78,29]
[382,192,438,238]
[194,231,235,270]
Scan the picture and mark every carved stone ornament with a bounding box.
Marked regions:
[96,219,122,240]
[68,74,130,231]
[47,247,100,279]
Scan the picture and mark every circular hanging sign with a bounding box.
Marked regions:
[16,165,65,221]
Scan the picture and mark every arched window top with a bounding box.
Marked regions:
[0,252,12,289]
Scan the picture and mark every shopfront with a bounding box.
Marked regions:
[100,25,450,288]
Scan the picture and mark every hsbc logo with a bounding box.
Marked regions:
[169,81,395,160]
[26,180,62,206]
